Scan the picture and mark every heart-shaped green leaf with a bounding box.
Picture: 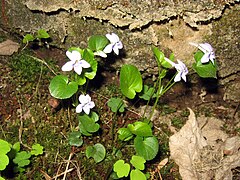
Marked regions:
[120,64,142,99]
[86,143,106,163]
[113,160,130,178]
[107,98,125,113]
[68,131,83,147]
[49,75,78,99]
[130,169,146,180]
[134,136,159,161]
[88,35,109,51]
[83,49,98,80]
[118,128,133,141]
[128,122,152,137]
[193,51,217,78]
[78,114,100,136]
[31,144,44,156]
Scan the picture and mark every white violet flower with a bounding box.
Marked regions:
[103,33,123,55]
[189,42,215,64]
[164,57,188,82]
[62,50,91,75]
[76,94,95,115]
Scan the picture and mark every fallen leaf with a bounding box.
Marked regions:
[0,39,20,55]
[169,108,240,180]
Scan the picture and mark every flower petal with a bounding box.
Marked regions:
[87,101,95,109]
[113,45,120,55]
[73,63,83,75]
[174,72,181,82]
[79,94,89,104]
[83,106,90,114]
[76,104,83,113]
[79,60,91,68]
[103,44,114,54]
[199,43,213,53]
[94,51,107,58]
[66,50,81,61]
[61,61,74,71]
[106,33,119,43]
[201,53,210,63]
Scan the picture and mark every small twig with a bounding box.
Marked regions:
[27,55,57,76]
[62,152,74,180]
[52,168,74,179]
[16,95,31,150]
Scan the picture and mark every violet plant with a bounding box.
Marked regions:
[48,31,217,179]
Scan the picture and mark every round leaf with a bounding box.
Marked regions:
[36,29,50,39]
[113,160,130,178]
[30,144,44,156]
[130,155,146,170]
[85,143,106,163]
[49,75,78,99]
[130,169,146,180]
[120,64,142,99]
[13,151,31,167]
[68,131,83,147]
[0,153,9,171]
[134,136,159,161]
[0,139,11,154]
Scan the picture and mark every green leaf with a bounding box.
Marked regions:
[88,35,109,51]
[68,131,83,147]
[83,49,98,80]
[139,85,156,101]
[78,114,100,136]
[12,142,20,152]
[120,64,142,99]
[31,144,44,156]
[13,151,31,167]
[89,111,99,122]
[118,128,133,141]
[0,176,5,180]
[0,139,11,154]
[152,47,164,66]
[113,160,130,178]
[107,98,125,113]
[86,143,106,163]
[49,75,78,99]
[23,34,35,43]
[193,51,217,78]
[36,29,50,39]
[128,122,153,137]
[134,136,159,161]
[0,153,9,171]
[130,155,146,170]
[130,169,146,180]
[76,73,87,85]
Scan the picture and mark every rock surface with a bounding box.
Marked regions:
[1,0,239,101]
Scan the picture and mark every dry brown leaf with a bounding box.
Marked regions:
[0,39,20,55]
[169,108,240,180]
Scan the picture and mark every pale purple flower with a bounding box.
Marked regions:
[103,33,123,55]
[164,57,188,82]
[62,50,90,75]
[76,94,95,115]
[189,42,215,64]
